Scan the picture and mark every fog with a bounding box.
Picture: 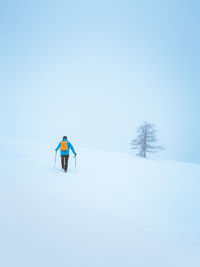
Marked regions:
[0,0,200,163]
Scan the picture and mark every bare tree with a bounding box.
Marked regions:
[131,121,164,158]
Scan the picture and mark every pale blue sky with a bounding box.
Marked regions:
[0,0,200,163]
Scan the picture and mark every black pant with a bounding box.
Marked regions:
[61,155,69,171]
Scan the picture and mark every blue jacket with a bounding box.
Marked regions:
[55,138,76,156]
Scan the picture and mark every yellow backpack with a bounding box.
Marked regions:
[61,141,68,151]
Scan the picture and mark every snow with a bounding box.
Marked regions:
[0,139,200,267]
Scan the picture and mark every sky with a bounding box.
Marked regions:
[0,0,200,163]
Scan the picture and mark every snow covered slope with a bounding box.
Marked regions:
[0,140,200,267]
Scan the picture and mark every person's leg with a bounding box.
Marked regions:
[63,155,69,172]
[61,156,65,170]
[65,155,69,172]
[63,155,66,171]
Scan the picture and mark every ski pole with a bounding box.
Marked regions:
[54,151,57,167]
[74,155,77,170]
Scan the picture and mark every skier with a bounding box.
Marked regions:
[55,136,77,172]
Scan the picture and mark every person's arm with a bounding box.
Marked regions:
[69,142,77,156]
[55,142,61,151]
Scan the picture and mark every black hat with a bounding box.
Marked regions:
[63,136,67,139]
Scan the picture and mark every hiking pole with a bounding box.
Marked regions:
[74,155,77,171]
[54,150,57,168]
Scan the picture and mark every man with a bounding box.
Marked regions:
[55,136,77,172]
